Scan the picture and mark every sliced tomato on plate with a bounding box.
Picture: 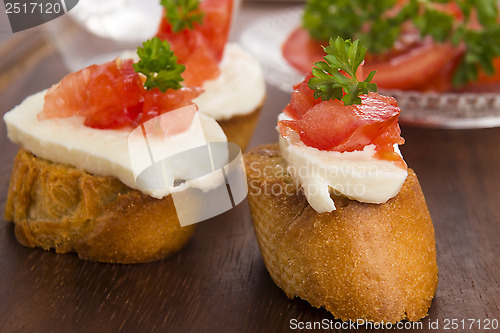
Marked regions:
[282,27,466,92]
[363,39,463,91]
[282,27,324,74]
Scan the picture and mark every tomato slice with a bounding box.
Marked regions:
[40,59,145,129]
[282,27,324,74]
[156,0,233,86]
[364,39,462,91]
[40,58,202,130]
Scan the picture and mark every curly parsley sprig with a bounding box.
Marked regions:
[308,37,377,106]
[161,0,204,33]
[133,37,185,92]
[302,0,500,86]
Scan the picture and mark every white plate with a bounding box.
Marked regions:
[239,7,500,129]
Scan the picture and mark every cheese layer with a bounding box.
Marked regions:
[278,113,408,213]
[4,91,228,199]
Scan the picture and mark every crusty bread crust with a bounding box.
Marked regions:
[217,102,263,151]
[244,144,438,323]
[5,149,195,263]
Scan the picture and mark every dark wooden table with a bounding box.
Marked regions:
[1,3,499,333]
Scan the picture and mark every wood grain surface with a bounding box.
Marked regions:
[1,4,499,333]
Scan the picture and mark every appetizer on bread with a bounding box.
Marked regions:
[4,38,227,263]
[283,0,500,92]
[245,38,437,322]
[157,0,266,149]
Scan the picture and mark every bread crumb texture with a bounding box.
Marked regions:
[5,149,195,263]
[244,144,438,323]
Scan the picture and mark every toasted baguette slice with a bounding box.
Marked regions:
[244,144,438,323]
[4,149,195,264]
[217,102,263,151]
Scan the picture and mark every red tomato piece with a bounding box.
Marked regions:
[364,39,462,91]
[197,0,233,62]
[279,75,405,165]
[40,59,202,130]
[457,57,500,92]
[40,66,91,120]
[282,99,361,150]
[283,73,319,120]
[156,0,233,86]
[281,93,402,152]
[283,1,500,92]
[41,59,145,129]
[84,59,145,129]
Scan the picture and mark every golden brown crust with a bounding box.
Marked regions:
[217,101,264,151]
[5,149,195,263]
[244,144,438,323]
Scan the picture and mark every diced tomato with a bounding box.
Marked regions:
[40,58,202,130]
[283,72,319,119]
[40,66,92,120]
[281,93,402,151]
[279,75,405,165]
[371,122,406,168]
[141,86,203,124]
[156,0,233,86]
[281,99,362,150]
[84,59,145,128]
[197,0,233,61]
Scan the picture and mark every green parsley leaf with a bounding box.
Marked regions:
[133,37,185,92]
[453,24,500,85]
[308,37,377,106]
[302,0,500,86]
[303,0,405,54]
[413,7,454,42]
[161,0,204,33]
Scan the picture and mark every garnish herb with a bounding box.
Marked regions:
[161,0,204,33]
[303,0,500,86]
[133,37,185,92]
[308,37,377,106]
